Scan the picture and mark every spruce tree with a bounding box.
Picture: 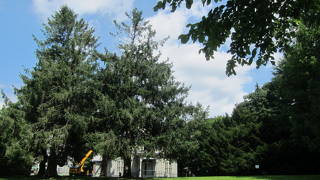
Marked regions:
[17,6,99,177]
[92,9,203,177]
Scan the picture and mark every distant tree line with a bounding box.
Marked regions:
[1,4,320,177]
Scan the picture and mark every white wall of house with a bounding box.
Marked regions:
[101,157,177,178]
[92,155,102,177]
[57,165,70,176]
[92,162,102,177]
[31,155,177,178]
[106,157,124,177]
[154,159,178,177]
[31,161,71,176]
[131,156,141,177]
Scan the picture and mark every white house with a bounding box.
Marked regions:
[92,155,178,178]
[31,152,178,178]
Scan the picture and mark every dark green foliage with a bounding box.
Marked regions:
[173,85,277,176]
[16,6,99,177]
[276,24,320,140]
[154,0,320,75]
[88,9,205,177]
[268,23,320,174]
[156,105,208,175]
[0,96,34,176]
[179,23,320,176]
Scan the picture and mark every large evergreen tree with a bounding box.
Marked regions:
[90,9,204,177]
[17,6,99,177]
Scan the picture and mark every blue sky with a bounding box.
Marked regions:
[0,0,277,116]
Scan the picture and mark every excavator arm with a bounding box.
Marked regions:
[69,150,93,175]
[78,150,93,171]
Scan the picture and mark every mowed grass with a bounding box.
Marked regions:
[1,175,320,180]
[155,176,320,180]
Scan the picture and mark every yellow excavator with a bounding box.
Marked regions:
[69,150,93,176]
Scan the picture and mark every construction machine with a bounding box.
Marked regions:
[69,150,93,176]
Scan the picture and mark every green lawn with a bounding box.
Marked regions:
[1,176,320,180]
[154,176,320,180]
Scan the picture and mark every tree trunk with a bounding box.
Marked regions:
[37,152,47,177]
[38,155,48,177]
[46,150,58,177]
[100,154,107,177]
[123,156,132,178]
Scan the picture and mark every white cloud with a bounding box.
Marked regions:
[32,0,134,20]
[0,94,18,109]
[148,3,254,116]
[149,1,210,42]
[159,42,252,116]
[273,51,284,65]
[148,10,187,42]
